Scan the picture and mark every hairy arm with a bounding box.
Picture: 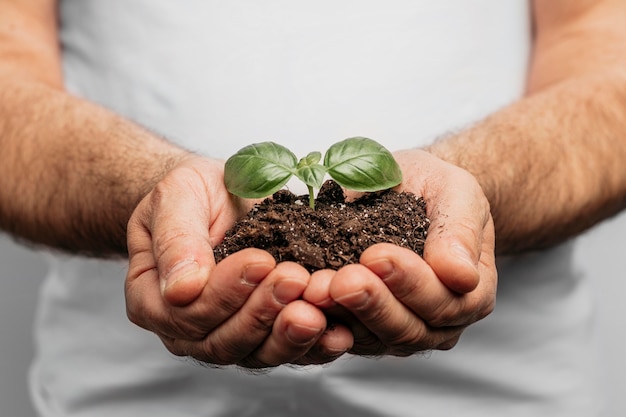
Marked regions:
[0,0,188,256]
[428,0,626,255]
[0,1,352,366]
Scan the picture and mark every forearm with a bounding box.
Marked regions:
[429,72,626,255]
[0,80,189,256]
[429,0,626,255]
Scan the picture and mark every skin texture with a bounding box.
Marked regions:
[1,0,626,368]
[428,0,626,254]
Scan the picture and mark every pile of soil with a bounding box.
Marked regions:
[213,180,430,272]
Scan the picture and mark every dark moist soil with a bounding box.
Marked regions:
[213,180,430,272]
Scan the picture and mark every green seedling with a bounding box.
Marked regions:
[224,136,402,209]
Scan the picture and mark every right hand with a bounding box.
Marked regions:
[304,149,497,357]
[125,155,352,368]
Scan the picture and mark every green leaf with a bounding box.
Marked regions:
[295,152,326,189]
[297,151,322,169]
[295,164,327,190]
[324,137,402,192]
[224,142,298,198]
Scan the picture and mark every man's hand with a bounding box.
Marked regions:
[125,156,353,368]
[304,149,497,356]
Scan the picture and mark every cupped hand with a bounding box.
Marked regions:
[125,156,352,368]
[304,149,497,356]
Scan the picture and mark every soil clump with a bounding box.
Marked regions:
[214,180,430,272]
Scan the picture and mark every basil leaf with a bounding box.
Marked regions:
[295,151,326,189]
[297,151,322,169]
[295,164,327,190]
[324,137,402,192]
[224,142,298,198]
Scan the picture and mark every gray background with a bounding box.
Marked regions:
[1,212,625,416]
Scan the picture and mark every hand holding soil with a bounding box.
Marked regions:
[126,155,353,368]
[214,140,498,359]
[299,149,498,358]
[126,140,497,368]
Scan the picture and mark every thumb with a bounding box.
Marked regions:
[422,174,491,294]
[149,165,216,307]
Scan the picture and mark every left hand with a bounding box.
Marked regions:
[125,156,355,368]
[303,149,497,356]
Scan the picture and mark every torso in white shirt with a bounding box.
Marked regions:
[29,1,606,416]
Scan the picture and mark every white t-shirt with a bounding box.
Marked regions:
[30,1,606,416]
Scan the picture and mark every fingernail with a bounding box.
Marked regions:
[273,279,306,305]
[451,244,477,269]
[241,263,271,286]
[162,259,199,295]
[323,348,349,359]
[312,297,336,309]
[366,259,395,280]
[334,290,370,310]
[286,323,321,345]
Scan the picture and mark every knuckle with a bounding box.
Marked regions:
[125,304,144,328]
[172,333,246,366]
[386,266,426,302]
[388,324,466,356]
[166,311,208,340]
[125,281,209,341]
[153,228,194,262]
[465,287,496,324]
[246,307,276,334]
[427,294,494,329]
[148,179,171,210]
[351,331,387,356]
[212,291,244,317]
[160,337,188,358]
[425,296,459,328]
[140,308,208,342]
[237,355,275,370]
[124,297,156,333]
[452,221,482,250]
[476,297,496,321]
[436,336,461,351]
[425,286,495,328]
[299,348,344,366]
[199,337,242,365]
[387,323,435,356]
[124,289,142,325]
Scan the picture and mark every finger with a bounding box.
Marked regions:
[301,269,355,364]
[361,243,496,328]
[146,164,222,306]
[240,300,327,368]
[393,149,489,294]
[329,264,461,356]
[167,262,310,366]
[146,159,246,307]
[302,269,337,309]
[293,322,354,365]
[127,196,161,290]
[304,265,405,356]
[436,334,462,351]
[421,166,491,294]
[125,248,275,341]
